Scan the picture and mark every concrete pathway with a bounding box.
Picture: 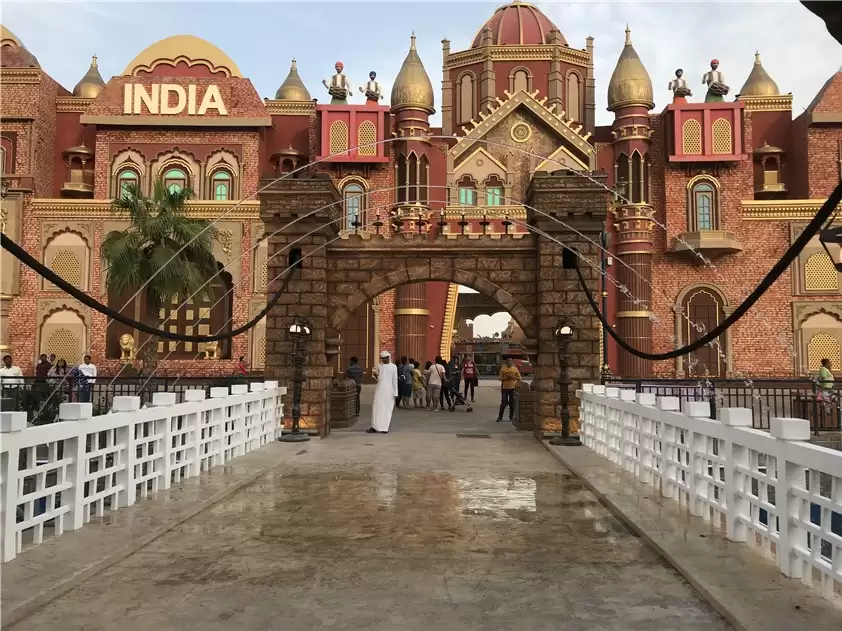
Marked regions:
[6,382,731,630]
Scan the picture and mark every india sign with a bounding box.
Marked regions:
[123,84,228,116]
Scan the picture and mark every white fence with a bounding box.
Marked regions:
[577,384,842,600]
[0,381,286,563]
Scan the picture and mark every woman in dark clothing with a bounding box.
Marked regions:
[436,356,453,411]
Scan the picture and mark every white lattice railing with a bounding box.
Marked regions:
[0,381,285,563]
[577,384,842,600]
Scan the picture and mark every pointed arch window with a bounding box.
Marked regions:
[342,182,365,231]
[485,175,504,206]
[164,167,188,194]
[117,168,139,199]
[457,175,477,207]
[680,286,728,377]
[688,178,719,231]
[211,170,232,200]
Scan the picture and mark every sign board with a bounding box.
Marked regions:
[123,84,228,116]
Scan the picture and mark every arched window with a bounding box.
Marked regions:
[615,153,630,202]
[457,175,477,207]
[329,120,349,155]
[407,154,419,203]
[0,146,5,175]
[44,231,89,291]
[513,70,528,94]
[807,332,840,373]
[164,167,187,194]
[682,119,702,155]
[211,170,231,201]
[804,252,839,292]
[397,154,408,203]
[798,312,842,374]
[459,74,474,125]
[688,179,719,231]
[485,175,504,206]
[342,183,365,231]
[712,118,732,154]
[117,169,139,198]
[566,73,581,122]
[631,152,643,203]
[419,154,429,205]
[0,135,12,174]
[682,287,727,377]
[357,120,377,156]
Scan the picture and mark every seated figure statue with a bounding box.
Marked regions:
[702,59,730,102]
[359,71,382,104]
[323,61,352,104]
[668,68,693,102]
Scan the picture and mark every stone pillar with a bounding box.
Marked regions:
[260,175,341,435]
[547,30,564,110]
[479,27,496,114]
[441,38,453,137]
[527,172,610,433]
[584,36,596,136]
[395,283,428,362]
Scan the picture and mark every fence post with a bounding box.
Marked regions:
[183,389,207,477]
[1,411,26,562]
[113,396,141,509]
[151,393,178,490]
[60,402,93,531]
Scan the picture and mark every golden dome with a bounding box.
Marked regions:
[739,52,780,97]
[275,59,311,101]
[0,24,40,68]
[606,26,654,111]
[122,34,242,77]
[390,33,435,114]
[73,55,106,98]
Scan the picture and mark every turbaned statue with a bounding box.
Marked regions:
[668,68,693,102]
[702,59,730,102]
[359,71,383,104]
[323,61,353,104]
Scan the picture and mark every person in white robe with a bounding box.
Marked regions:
[368,350,398,433]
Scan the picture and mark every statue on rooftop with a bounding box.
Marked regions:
[359,71,383,104]
[668,68,693,102]
[323,61,352,104]
[702,59,730,102]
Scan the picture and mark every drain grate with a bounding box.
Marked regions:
[456,433,492,439]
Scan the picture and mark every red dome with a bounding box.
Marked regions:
[471,2,565,48]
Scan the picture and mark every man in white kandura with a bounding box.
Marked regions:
[368,350,398,434]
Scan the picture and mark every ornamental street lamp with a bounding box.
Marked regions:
[279,316,311,443]
[549,318,581,447]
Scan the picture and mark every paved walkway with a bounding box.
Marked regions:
[6,382,730,630]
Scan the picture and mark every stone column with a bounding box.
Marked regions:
[479,27,496,114]
[441,39,453,137]
[395,283,428,362]
[584,36,596,136]
[547,30,564,111]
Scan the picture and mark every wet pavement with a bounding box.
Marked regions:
[9,383,731,630]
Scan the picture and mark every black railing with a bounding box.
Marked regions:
[0,375,266,425]
[601,377,841,433]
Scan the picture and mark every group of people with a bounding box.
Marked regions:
[0,353,97,402]
[355,351,523,434]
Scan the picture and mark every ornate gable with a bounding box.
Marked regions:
[450,89,596,171]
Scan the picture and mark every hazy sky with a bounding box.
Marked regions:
[4,1,840,127]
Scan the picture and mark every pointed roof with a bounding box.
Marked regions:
[738,52,780,97]
[73,55,106,98]
[805,68,842,114]
[606,26,653,112]
[391,32,435,114]
[275,59,311,101]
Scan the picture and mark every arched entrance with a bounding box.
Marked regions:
[259,171,610,435]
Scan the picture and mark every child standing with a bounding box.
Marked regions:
[411,361,426,408]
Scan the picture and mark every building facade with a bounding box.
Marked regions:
[1,1,840,379]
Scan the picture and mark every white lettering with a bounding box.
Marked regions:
[197,85,227,116]
[160,84,186,115]
[124,84,228,116]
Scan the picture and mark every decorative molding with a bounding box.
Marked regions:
[793,301,842,328]
[440,282,460,360]
[215,229,234,261]
[31,198,261,220]
[442,205,527,220]
[739,94,793,112]
[445,45,589,69]
[36,297,91,325]
[394,308,430,316]
[264,99,316,116]
[510,121,533,143]
[55,97,93,113]
[0,68,41,84]
[742,199,825,221]
[79,115,273,127]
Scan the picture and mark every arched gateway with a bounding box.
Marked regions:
[260,170,610,436]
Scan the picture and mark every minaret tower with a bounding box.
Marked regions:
[390,32,436,362]
[606,26,655,377]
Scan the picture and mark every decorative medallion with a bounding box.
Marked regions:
[510,122,532,143]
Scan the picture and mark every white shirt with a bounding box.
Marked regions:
[78,362,97,384]
[426,363,446,386]
[0,365,24,387]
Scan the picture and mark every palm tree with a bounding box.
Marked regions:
[102,180,219,374]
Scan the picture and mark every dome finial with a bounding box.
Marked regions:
[73,53,106,98]
[625,24,631,44]
[275,57,311,101]
[607,24,653,111]
[411,31,416,50]
[91,54,98,68]
[391,32,435,114]
[739,50,780,97]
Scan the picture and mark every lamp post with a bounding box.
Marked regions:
[549,318,581,446]
[279,316,311,443]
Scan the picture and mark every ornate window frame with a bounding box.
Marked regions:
[149,150,200,197]
[508,67,533,95]
[792,302,842,375]
[565,70,583,123]
[339,176,368,232]
[791,223,842,296]
[673,283,732,375]
[205,149,240,200]
[42,227,92,292]
[456,71,476,126]
[110,149,147,199]
[686,175,720,232]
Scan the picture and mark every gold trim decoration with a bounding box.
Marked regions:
[394,308,430,316]
[443,205,527,220]
[264,99,316,116]
[510,121,532,143]
[0,68,41,84]
[616,311,653,318]
[742,199,825,221]
[56,97,93,113]
[739,94,792,112]
[122,34,243,77]
[440,283,460,360]
[445,45,589,69]
[79,115,272,127]
[31,198,261,220]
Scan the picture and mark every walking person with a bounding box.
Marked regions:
[395,356,408,408]
[345,356,364,416]
[368,351,398,434]
[496,357,521,422]
[817,357,835,403]
[461,354,478,403]
[436,356,454,411]
[425,359,446,411]
[448,355,461,400]
[401,358,415,408]
[411,361,425,408]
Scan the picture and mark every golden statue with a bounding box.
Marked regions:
[119,334,135,361]
[203,340,219,360]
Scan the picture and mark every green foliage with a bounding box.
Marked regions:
[102,180,219,308]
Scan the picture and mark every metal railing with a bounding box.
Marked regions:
[602,377,841,433]
[0,376,266,425]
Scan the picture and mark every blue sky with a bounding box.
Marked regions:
[4,1,840,128]
[3,1,839,336]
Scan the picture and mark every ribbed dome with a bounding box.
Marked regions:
[391,33,435,114]
[0,24,40,68]
[471,1,565,47]
[73,55,106,98]
[739,52,780,97]
[606,26,654,111]
[275,59,311,101]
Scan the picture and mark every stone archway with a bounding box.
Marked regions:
[259,171,610,436]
